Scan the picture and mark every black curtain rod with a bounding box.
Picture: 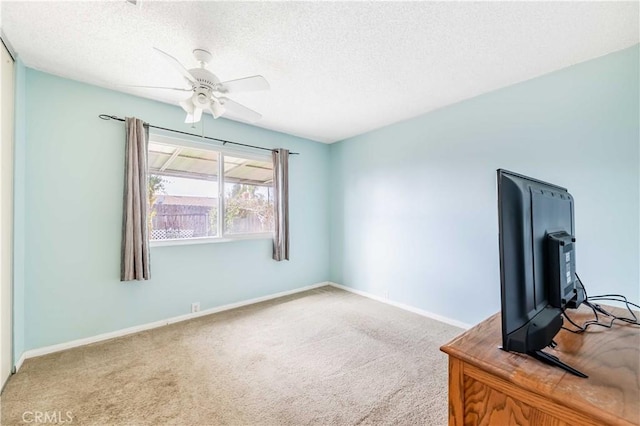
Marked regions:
[98,114,299,155]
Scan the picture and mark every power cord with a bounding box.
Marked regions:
[560,274,639,334]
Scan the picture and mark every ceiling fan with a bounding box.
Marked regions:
[132,48,269,124]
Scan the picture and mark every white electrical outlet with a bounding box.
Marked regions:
[191,302,200,313]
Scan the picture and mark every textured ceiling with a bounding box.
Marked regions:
[1,1,638,143]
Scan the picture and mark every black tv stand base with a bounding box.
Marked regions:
[528,349,588,378]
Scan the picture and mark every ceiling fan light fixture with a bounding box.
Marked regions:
[179,97,194,114]
[210,100,225,119]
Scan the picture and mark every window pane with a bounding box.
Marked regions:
[224,156,274,235]
[148,143,219,240]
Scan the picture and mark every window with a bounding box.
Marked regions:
[147,137,274,244]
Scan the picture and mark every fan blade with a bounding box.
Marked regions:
[216,75,269,93]
[219,97,262,122]
[124,85,192,92]
[153,47,198,86]
[185,107,203,124]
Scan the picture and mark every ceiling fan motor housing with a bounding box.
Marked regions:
[188,68,221,92]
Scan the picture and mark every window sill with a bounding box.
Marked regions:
[150,232,274,247]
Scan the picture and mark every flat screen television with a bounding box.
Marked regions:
[497,169,587,377]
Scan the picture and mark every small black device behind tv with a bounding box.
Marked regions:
[497,169,587,378]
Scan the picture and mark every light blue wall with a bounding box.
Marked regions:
[330,45,640,326]
[16,44,640,357]
[22,69,330,351]
[13,59,26,362]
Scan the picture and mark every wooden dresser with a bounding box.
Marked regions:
[440,305,640,426]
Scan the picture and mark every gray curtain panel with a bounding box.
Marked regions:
[121,117,151,281]
[272,148,290,261]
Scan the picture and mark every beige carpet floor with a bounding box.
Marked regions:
[1,286,462,425]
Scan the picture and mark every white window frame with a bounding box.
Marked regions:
[148,133,274,247]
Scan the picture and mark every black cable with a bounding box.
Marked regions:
[561,275,639,333]
[561,276,600,333]
[588,294,640,310]
[577,275,639,322]
[562,308,615,333]
[561,311,588,333]
[587,293,639,320]
[587,297,638,325]
[576,277,601,321]
[575,273,588,299]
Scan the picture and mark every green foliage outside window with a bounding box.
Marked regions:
[225,184,273,233]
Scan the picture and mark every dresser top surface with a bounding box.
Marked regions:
[441,304,640,425]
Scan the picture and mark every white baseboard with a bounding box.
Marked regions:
[16,280,470,371]
[328,282,472,330]
[13,352,26,373]
[17,281,329,369]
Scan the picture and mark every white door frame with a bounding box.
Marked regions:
[0,37,15,391]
